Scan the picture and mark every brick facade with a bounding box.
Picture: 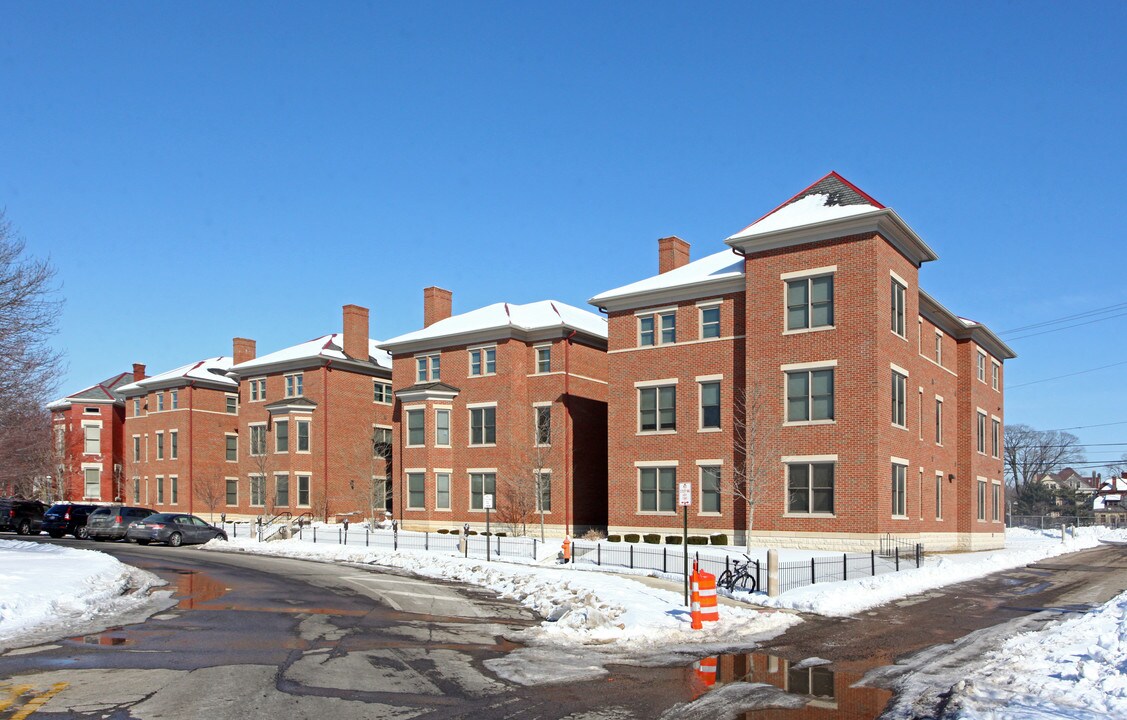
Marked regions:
[48,372,131,502]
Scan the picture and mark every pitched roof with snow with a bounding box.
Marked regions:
[46,372,134,410]
[1094,477,1127,510]
[116,357,237,396]
[727,172,885,241]
[231,336,391,376]
[380,300,607,353]
[588,249,744,310]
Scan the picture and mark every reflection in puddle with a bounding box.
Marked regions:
[691,651,892,719]
[174,570,229,609]
[77,633,130,646]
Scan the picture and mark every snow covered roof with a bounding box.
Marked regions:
[588,249,744,310]
[727,173,885,241]
[46,372,133,410]
[231,335,392,375]
[1094,478,1127,510]
[116,357,236,395]
[380,300,607,352]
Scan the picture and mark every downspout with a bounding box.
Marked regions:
[188,381,195,515]
[323,361,331,522]
[563,330,577,537]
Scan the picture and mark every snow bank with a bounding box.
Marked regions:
[0,540,168,649]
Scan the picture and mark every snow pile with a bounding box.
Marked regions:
[738,526,1126,617]
[729,193,880,239]
[202,537,799,650]
[945,591,1127,718]
[0,539,168,649]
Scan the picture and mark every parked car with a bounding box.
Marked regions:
[86,506,157,542]
[125,513,227,547]
[0,498,47,535]
[42,503,98,539]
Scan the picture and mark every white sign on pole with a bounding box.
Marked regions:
[483,494,494,510]
[678,482,692,507]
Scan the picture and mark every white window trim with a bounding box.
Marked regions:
[433,407,452,448]
[698,463,723,516]
[890,362,910,377]
[637,383,677,435]
[782,267,837,336]
[635,377,679,388]
[224,476,239,507]
[249,377,267,402]
[891,460,909,519]
[373,380,393,405]
[533,343,552,375]
[889,268,908,287]
[248,422,267,457]
[467,345,498,377]
[697,301,722,341]
[468,404,498,447]
[296,475,312,508]
[434,470,453,512]
[781,458,837,518]
[295,418,312,455]
[780,265,837,281]
[634,305,677,317]
[636,464,678,515]
[697,378,722,433]
[533,403,552,447]
[405,470,427,510]
[783,363,837,427]
[225,433,238,463]
[634,460,680,468]
[780,359,838,372]
[467,469,498,514]
[404,405,426,448]
[935,471,944,520]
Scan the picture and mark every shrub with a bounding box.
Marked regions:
[495,532,506,537]
[665,535,682,545]
[710,533,728,545]
[437,528,449,534]
[607,534,622,543]
[624,533,641,543]
[643,533,661,544]
[467,531,478,536]
[687,536,709,545]
[581,529,606,541]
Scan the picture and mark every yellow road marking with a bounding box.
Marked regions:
[0,685,34,712]
[10,682,68,720]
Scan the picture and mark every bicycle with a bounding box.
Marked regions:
[716,554,758,593]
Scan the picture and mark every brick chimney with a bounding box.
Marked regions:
[232,338,256,365]
[132,363,146,382]
[658,236,690,274]
[342,304,370,360]
[423,286,453,328]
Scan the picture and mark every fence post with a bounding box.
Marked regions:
[755,559,761,592]
[916,543,921,568]
[425,531,429,551]
[663,547,667,574]
[843,553,848,581]
[495,534,500,558]
[533,538,537,559]
[811,558,816,586]
[365,529,369,547]
[726,555,730,576]
[871,549,875,576]
[895,546,900,571]
[767,549,779,597]
[597,543,601,566]
[629,544,634,569]
[313,527,317,543]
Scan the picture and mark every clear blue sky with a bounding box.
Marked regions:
[4,3,1125,467]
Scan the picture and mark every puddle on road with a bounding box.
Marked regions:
[687,651,892,719]
[173,570,229,609]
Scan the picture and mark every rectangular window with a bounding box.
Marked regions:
[700,381,721,429]
[250,476,265,507]
[639,385,676,432]
[977,480,987,520]
[170,431,178,460]
[935,473,943,520]
[977,352,986,382]
[977,412,987,454]
[156,393,165,412]
[536,346,551,374]
[470,472,496,510]
[170,476,178,505]
[786,369,834,422]
[296,420,310,452]
[406,409,425,446]
[156,432,165,460]
[407,473,425,509]
[84,424,101,454]
[700,305,720,339]
[535,406,551,445]
[275,420,289,452]
[225,435,237,462]
[225,478,238,506]
[469,347,497,376]
[284,373,303,398]
[536,470,551,512]
[991,419,1000,458]
[638,311,676,346]
[701,465,721,514]
[891,278,906,337]
[416,354,440,382]
[156,476,165,504]
[373,381,392,404]
[132,477,140,504]
[787,462,834,514]
[249,378,266,401]
[434,409,450,446]
[226,395,238,413]
[935,333,942,365]
[250,425,266,456]
[297,476,310,506]
[992,483,1000,521]
[992,363,1000,390]
[470,406,497,445]
[372,426,392,457]
[892,464,907,517]
[935,399,943,445]
[639,466,676,512]
[275,474,289,507]
[170,390,179,410]
[84,468,100,497]
[436,472,451,510]
[786,275,833,330]
[891,371,907,427]
[133,398,141,416]
[133,436,141,462]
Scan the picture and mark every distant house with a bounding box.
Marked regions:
[1094,477,1127,526]
[47,370,136,501]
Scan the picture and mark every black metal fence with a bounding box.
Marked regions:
[570,540,757,585]
[1008,515,1099,529]
[777,546,922,594]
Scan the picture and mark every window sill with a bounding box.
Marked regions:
[637,430,678,436]
[893,331,908,342]
[782,512,836,519]
[697,427,722,434]
[434,507,452,512]
[466,374,498,379]
[405,444,426,449]
[373,401,392,406]
[637,511,678,516]
[469,443,498,449]
[891,515,910,520]
[783,419,836,427]
[783,325,835,336]
[698,511,722,517]
[892,423,909,432]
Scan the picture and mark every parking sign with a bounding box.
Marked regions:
[678,482,692,507]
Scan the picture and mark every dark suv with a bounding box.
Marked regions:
[0,498,47,535]
[86,506,157,542]
[42,503,98,539]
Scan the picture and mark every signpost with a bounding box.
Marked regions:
[484,493,494,562]
[678,482,692,605]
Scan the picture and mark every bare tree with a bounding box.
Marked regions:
[369,426,393,523]
[1004,423,1086,497]
[194,475,226,522]
[248,426,274,518]
[727,383,781,552]
[0,400,53,498]
[494,408,552,540]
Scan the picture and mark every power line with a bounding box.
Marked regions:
[1040,420,1127,433]
[1007,359,1127,389]
[1000,300,1127,335]
[1006,310,1127,342]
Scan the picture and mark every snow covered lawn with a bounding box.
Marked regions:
[0,539,169,650]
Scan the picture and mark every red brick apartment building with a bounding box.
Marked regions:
[227,305,394,522]
[48,372,133,501]
[380,288,608,535]
[590,173,1014,551]
[117,357,238,518]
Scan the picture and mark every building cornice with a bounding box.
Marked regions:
[590,274,745,315]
